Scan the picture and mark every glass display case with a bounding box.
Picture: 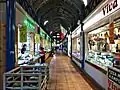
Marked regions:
[87,51,114,70]
[72,52,80,60]
[86,22,120,71]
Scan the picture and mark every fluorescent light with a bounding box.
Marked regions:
[83,0,87,6]
[44,20,48,25]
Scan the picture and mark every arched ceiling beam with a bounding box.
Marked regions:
[46,17,70,30]
[41,9,73,23]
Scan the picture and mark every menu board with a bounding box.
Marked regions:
[108,67,120,90]
[20,25,27,42]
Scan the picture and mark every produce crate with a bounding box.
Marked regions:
[3,65,49,90]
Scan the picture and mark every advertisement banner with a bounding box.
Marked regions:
[20,25,27,42]
[35,34,40,43]
[108,67,120,90]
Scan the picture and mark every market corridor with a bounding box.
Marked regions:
[47,53,100,90]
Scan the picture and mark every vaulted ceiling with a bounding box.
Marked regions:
[26,0,85,38]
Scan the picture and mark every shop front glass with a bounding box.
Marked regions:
[86,20,120,70]
[17,23,35,65]
[72,37,80,59]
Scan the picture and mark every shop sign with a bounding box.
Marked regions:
[109,22,115,44]
[35,34,40,43]
[40,31,45,38]
[102,0,118,16]
[20,25,27,42]
[24,19,35,31]
[83,0,120,31]
[46,35,49,41]
[108,67,120,90]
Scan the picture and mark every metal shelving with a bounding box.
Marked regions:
[4,64,49,90]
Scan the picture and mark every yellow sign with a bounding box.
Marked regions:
[20,25,27,42]
[35,34,40,43]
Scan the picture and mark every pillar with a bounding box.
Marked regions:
[80,23,85,69]
[6,0,16,71]
[70,32,72,60]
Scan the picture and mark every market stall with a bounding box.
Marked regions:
[16,3,41,66]
[72,26,82,68]
[83,0,120,89]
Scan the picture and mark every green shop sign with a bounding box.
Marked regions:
[24,19,35,31]
[46,35,49,40]
[40,31,45,38]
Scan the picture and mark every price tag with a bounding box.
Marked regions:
[20,25,27,42]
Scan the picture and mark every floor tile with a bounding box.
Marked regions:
[47,52,100,90]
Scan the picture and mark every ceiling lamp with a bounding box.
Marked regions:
[44,20,48,25]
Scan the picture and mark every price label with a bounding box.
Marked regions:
[20,25,27,42]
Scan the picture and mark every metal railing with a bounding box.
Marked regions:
[3,64,49,90]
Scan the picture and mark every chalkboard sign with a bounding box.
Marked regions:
[108,67,120,90]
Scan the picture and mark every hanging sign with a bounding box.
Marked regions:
[60,32,64,40]
[108,67,120,90]
[109,22,115,44]
[20,25,27,42]
[35,34,40,43]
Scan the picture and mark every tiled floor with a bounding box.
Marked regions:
[47,52,100,90]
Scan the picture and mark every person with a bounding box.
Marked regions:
[21,44,27,54]
[103,43,109,52]
[40,47,45,64]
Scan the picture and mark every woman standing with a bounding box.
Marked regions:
[40,47,45,64]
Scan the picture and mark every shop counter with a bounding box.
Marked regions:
[85,61,108,90]
[18,55,41,65]
[84,51,115,89]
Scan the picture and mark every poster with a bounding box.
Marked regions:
[108,67,120,90]
[35,34,40,43]
[20,25,27,42]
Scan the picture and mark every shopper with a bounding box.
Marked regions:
[21,44,27,54]
[40,47,45,64]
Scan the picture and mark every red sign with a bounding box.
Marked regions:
[108,79,120,90]
[109,23,115,44]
